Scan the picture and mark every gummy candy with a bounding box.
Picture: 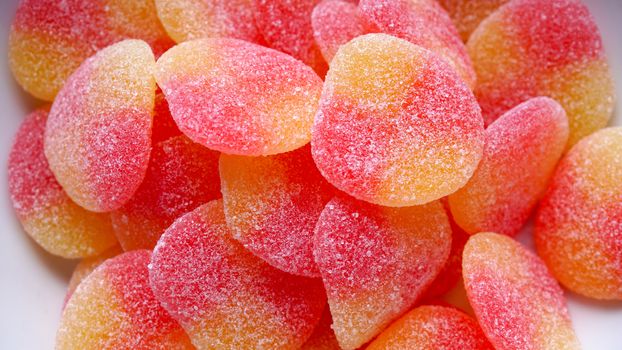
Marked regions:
[155,0,262,44]
[112,135,221,251]
[359,0,476,87]
[438,0,509,41]
[449,97,569,236]
[220,145,333,277]
[155,38,323,156]
[463,232,580,350]
[254,0,328,75]
[300,306,341,350]
[149,200,326,349]
[44,40,156,213]
[9,0,173,101]
[313,195,451,349]
[312,34,484,207]
[467,0,615,146]
[311,0,369,62]
[152,89,182,144]
[367,305,493,350]
[57,250,193,349]
[8,109,117,258]
[536,127,622,300]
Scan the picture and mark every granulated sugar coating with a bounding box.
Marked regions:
[313,195,451,349]
[535,127,622,300]
[149,200,326,350]
[57,250,193,350]
[152,89,182,144]
[367,305,493,350]
[359,0,476,88]
[300,306,341,350]
[8,109,117,258]
[44,40,156,213]
[468,0,615,147]
[463,232,581,350]
[9,0,173,101]
[111,136,221,251]
[449,97,569,237]
[253,0,328,76]
[155,0,262,44]
[220,145,334,277]
[438,0,509,41]
[311,0,370,63]
[312,34,484,207]
[155,38,323,156]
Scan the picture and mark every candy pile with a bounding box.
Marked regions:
[7,0,619,349]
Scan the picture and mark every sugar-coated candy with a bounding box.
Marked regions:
[220,145,333,277]
[438,0,509,41]
[463,232,580,350]
[156,38,323,156]
[300,306,341,350]
[9,0,173,101]
[449,97,569,237]
[312,34,484,207]
[9,109,117,258]
[155,0,262,44]
[314,195,451,349]
[44,40,156,213]
[367,305,493,350]
[56,250,193,349]
[311,0,369,63]
[152,89,182,144]
[112,135,221,251]
[359,0,476,88]
[253,0,328,76]
[536,127,622,300]
[149,200,326,349]
[468,0,615,146]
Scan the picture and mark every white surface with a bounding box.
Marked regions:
[0,0,621,349]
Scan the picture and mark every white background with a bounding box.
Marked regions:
[0,0,620,348]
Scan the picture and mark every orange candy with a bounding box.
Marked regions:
[438,0,509,41]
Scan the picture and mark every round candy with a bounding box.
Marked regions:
[367,305,493,350]
[438,0,509,41]
[149,200,326,349]
[449,97,569,236]
[45,39,156,212]
[8,109,117,258]
[9,0,172,101]
[57,250,193,349]
[359,0,476,88]
[314,195,451,349]
[155,0,262,43]
[112,135,221,251]
[463,232,580,350]
[155,38,323,156]
[468,0,615,147]
[312,33,484,207]
[300,306,341,350]
[220,145,334,277]
[536,127,622,300]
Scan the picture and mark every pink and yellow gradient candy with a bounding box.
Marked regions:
[44,40,156,213]
[155,38,323,156]
[367,305,493,350]
[9,0,173,101]
[57,250,193,350]
[149,200,326,349]
[155,0,262,44]
[312,34,484,207]
[220,145,334,277]
[438,0,509,41]
[253,0,328,76]
[311,0,370,63]
[359,0,476,88]
[535,127,622,300]
[449,97,569,237]
[463,232,580,350]
[112,135,221,251]
[313,195,451,349]
[152,89,182,144]
[468,0,615,146]
[300,306,341,350]
[8,109,117,258]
